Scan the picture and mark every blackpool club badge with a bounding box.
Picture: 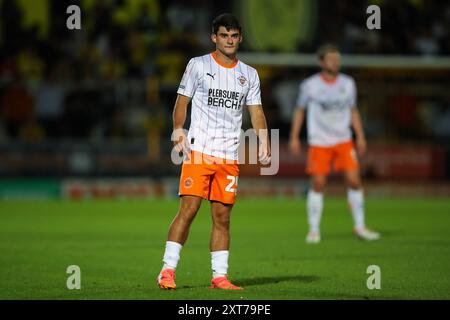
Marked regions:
[237,75,247,86]
[184,177,194,188]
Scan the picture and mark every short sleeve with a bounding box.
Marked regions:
[245,69,262,106]
[177,58,198,98]
[296,80,309,109]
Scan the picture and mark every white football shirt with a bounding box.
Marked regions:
[296,73,357,147]
[177,52,262,160]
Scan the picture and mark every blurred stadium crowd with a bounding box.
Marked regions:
[0,0,449,179]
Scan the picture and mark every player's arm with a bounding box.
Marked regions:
[248,105,271,164]
[351,107,367,157]
[288,107,305,155]
[172,94,191,157]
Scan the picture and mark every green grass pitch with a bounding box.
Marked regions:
[0,197,449,300]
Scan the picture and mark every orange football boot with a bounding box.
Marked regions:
[210,275,243,290]
[157,269,176,290]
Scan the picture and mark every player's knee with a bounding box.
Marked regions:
[312,180,326,192]
[213,219,230,231]
[312,185,325,192]
[179,203,200,220]
[212,211,230,229]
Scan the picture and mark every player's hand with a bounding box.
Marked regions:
[172,128,190,160]
[356,137,367,157]
[258,141,271,165]
[289,138,301,156]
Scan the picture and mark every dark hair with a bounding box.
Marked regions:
[317,44,340,60]
[211,13,241,34]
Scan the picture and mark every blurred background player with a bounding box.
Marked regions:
[289,44,380,244]
[157,13,270,290]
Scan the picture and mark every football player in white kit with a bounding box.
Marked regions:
[289,44,380,244]
[157,13,270,290]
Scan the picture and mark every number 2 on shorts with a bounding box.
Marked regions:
[225,175,238,193]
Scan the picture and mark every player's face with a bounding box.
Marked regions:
[320,51,341,75]
[211,26,242,57]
